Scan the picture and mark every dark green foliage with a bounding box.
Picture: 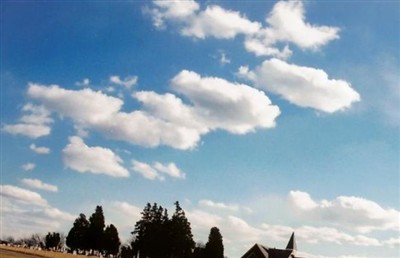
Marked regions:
[119,245,133,258]
[87,206,106,251]
[103,224,121,255]
[45,232,61,249]
[132,203,170,257]
[66,214,89,251]
[193,243,206,258]
[205,227,224,258]
[66,206,120,254]
[170,201,195,258]
[132,201,195,258]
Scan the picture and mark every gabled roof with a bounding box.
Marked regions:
[241,244,295,258]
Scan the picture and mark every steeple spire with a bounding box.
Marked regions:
[286,232,297,250]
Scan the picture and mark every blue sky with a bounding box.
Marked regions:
[1,1,399,257]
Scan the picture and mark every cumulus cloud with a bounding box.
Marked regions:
[240,58,360,113]
[288,190,400,233]
[21,178,58,192]
[244,0,339,57]
[109,75,138,89]
[181,5,261,39]
[147,0,339,58]
[169,70,280,134]
[1,185,74,238]
[30,144,50,154]
[131,160,185,180]
[3,103,52,138]
[148,0,200,28]
[27,71,279,150]
[22,162,36,171]
[28,83,123,125]
[1,184,48,207]
[62,136,129,177]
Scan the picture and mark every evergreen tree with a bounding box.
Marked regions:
[45,232,61,249]
[132,203,170,258]
[103,224,121,255]
[66,213,89,251]
[87,206,106,252]
[169,201,195,258]
[205,227,224,258]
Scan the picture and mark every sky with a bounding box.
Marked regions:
[1,0,399,257]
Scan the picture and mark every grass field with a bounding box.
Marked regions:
[0,246,88,258]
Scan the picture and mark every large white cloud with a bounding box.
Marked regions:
[149,0,200,28]
[28,83,123,125]
[164,70,279,134]
[239,58,360,113]
[3,104,53,138]
[244,0,340,57]
[181,5,261,39]
[26,71,279,150]
[62,136,129,177]
[147,0,339,58]
[0,185,74,238]
[289,191,400,233]
[1,185,48,207]
[21,178,58,192]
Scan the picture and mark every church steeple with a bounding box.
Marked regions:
[286,232,297,250]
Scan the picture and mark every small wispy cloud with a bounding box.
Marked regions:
[30,144,50,154]
[21,178,58,192]
[22,162,36,171]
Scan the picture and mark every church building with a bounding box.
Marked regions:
[240,233,306,258]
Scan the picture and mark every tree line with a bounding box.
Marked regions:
[3,201,225,258]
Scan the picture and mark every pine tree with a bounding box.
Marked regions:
[66,213,89,251]
[103,224,121,255]
[170,201,195,258]
[205,227,224,258]
[45,232,61,249]
[87,206,106,252]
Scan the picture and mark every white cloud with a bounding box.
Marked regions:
[22,162,36,171]
[3,103,52,138]
[244,0,339,57]
[132,159,164,180]
[199,200,239,212]
[289,191,400,233]
[240,58,360,113]
[75,78,90,87]
[153,162,185,179]
[169,70,280,134]
[62,136,129,177]
[28,83,123,125]
[109,75,138,89]
[21,178,58,192]
[181,5,261,39]
[30,144,50,154]
[265,0,340,49]
[0,185,74,239]
[1,185,48,207]
[148,0,200,28]
[219,51,231,65]
[131,160,185,180]
[147,0,339,58]
[27,71,279,150]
